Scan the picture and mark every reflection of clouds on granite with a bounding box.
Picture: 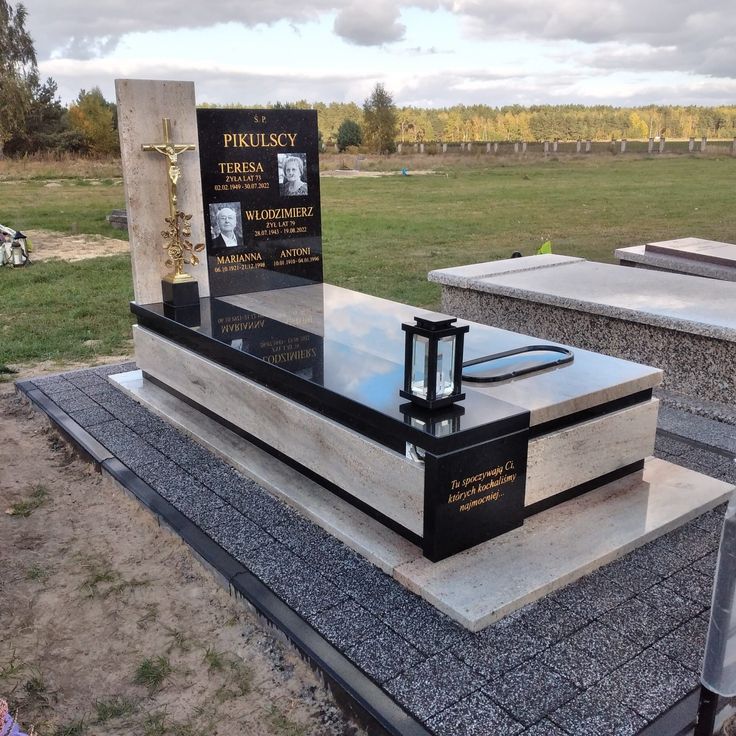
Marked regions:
[322,340,402,410]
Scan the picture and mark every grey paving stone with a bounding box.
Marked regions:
[692,550,718,577]
[64,371,110,390]
[310,599,385,650]
[662,565,714,608]
[538,639,612,688]
[691,504,727,536]
[597,596,680,648]
[425,690,524,736]
[66,405,115,427]
[197,505,274,559]
[453,613,548,677]
[654,616,708,673]
[594,648,698,722]
[549,687,646,736]
[104,400,170,435]
[597,554,662,593]
[658,406,736,455]
[49,389,98,412]
[382,596,470,656]
[271,567,349,619]
[135,458,206,504]
[622,535,691,578]
[546,568,633,619]
[638,582,704,622]
[173,489,229,529]
[513,597,588,646]
[384,651,482,721]
[521,720,567,735]
[346,626,424,684]
[486,658,580,727]
[562,621,639,672]
[91,361,137,376]
[33,375,72,389]
[86,419,167,472]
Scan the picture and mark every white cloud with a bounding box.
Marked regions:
[333,2,406,45]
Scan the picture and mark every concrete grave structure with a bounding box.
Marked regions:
[429,255,736,403]
[616,237,736,281]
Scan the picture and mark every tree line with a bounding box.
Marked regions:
[2,0,736,159]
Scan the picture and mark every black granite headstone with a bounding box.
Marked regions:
[197,108,323,297]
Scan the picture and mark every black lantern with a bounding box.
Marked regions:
[400,314,469,410]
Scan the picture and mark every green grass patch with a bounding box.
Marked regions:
[321,156,736,306]
[6,484,49,517]
[0,177,126,237]
[94,695,137,723]
[133,656,172,694]
[0,155,733,372]
[0,254,134,366]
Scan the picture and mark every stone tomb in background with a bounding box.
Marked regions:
[114,80,731,624]
[615,237,736,281]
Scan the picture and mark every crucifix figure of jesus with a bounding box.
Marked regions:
[142,117,196,216]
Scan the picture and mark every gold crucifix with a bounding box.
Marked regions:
[142,117,204,283]
[142,117,196,217]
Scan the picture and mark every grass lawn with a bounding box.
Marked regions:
[0,154,733,369]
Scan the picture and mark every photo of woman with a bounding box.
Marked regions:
[278,154,308,197]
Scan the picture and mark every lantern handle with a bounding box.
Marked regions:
[462,344,573,383]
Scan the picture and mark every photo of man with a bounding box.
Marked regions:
[209,203,243,247]
[278,154,308,197]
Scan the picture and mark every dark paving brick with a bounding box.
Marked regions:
[67,405,115,427]
[384,651,482,721]
[86,419,167,472]
[32,375,72,389]
[91,361,137,377]
[692,550,718,577]
[654,616,708,673]
[622,534,692,577]
[594,648,698,722]
[662,565,714,608]
[64,371,110,390]
[546,568,633,619]
[453,614,548,677]
[346,627,424,684]
[486,659,580,727]
[513,597,588,646]
[136,458,208,505]
[549,687,646,736]
[691,504,727,536]
[49,389,98,412]
[539,639,612,688]
[425,691,524,736]
[563,621,639,672]
[197,505,274,559]
[310,599,384,650]
[173,489,229,529]
[382,595,469,656]
[638,582,704,622]
[521,720,567,735]
[596,554,662,593]
[597,596,680,648]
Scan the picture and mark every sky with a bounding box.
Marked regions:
[19,0,736,109]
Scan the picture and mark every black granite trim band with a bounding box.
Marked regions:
[144,371,425,548]
[657,428,736,462]
[18,379,431,736]
[524,460,646,518]
[231,570,433,736]
[18,386,115,465]
[529,389,654,438]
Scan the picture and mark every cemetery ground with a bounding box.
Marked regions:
[1,153,735,734]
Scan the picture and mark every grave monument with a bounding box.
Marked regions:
[113,79,730,626]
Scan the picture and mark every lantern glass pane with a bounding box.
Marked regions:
[436,335,456,398]
[411,334,430,398]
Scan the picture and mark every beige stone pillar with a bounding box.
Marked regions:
[115,79,208,304]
